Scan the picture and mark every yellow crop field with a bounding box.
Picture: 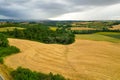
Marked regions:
[49,27,57,31]
[109,24,120,30]
[4,38,120,80]
[0,27,25,32]
[71,27,95,30]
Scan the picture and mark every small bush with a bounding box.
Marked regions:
[11,67,68,80]
[0,46,20,57]
[0,57,4,64]
[0,33,9,47]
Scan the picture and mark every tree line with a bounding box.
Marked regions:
[5,24,75,44]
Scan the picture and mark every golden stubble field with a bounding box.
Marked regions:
[71,27,95,30]
[5,38,120,80]
[110,24,120,30]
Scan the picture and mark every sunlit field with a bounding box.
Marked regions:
[5,35,120,80]
[0,27,24,32]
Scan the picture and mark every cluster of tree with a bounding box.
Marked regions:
[72,29,120,34]
[0,33,20,64]
[112,21,120,25]
[6,24,75,44]
[41,21,73,27]
[0,46,20,57]
[0,33,9,47]
[11,67,68,80]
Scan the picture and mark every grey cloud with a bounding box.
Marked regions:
[0,4,30,19]
[34,2,70,16]
[0,8,22,18]
[31,1,88,17]
[0,10,28,19]
[0,0,120,19]
[5,0,31,4]
[68,0,120,6]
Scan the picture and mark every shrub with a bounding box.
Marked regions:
[0,33,9,47]
[11,67,68,80]
[0,57,4,64]
[0,46,20,57]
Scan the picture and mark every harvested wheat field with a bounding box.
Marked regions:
[109,24,120,30]
[0,64,12,80]
[71,27,95,30]
[5,38,120,80]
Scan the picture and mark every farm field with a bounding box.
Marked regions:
[4,36,120,80]
[76,32,120,43]
[71,27,95,30]
[0,64,11,80]
[49,27,57,31]
[110,24,120,30]
[0,27,24,32]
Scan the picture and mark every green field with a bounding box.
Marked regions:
[0,27,25,32]
[76,32,120,43]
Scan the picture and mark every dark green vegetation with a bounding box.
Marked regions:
[0,33,20,64]
[0,46,20,58]
[11,67,68,80]
[5,24,75,44]
[72,29,120,34]
[0,33,9,47]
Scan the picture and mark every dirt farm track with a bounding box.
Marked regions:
[5,38,120,80]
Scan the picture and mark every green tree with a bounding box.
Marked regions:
[11,67,67,80]
[0,33,9,47]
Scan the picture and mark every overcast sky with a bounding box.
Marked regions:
[0,0,120,20]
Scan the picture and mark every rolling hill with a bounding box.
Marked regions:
[4,38,120,80]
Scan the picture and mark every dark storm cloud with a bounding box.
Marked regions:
[0,7,27,18]
[0,0,120,19]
